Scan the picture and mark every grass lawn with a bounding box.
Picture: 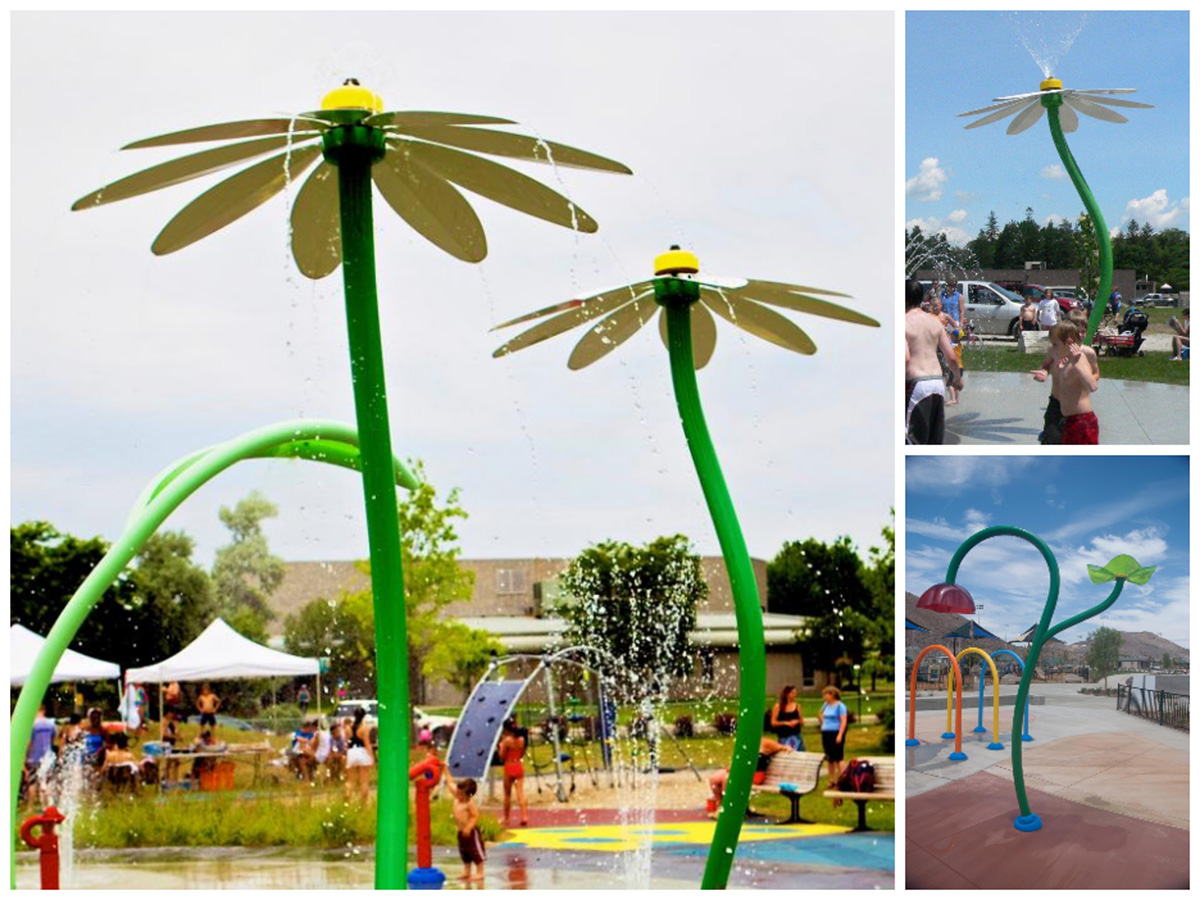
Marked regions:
[963,346,1189,386]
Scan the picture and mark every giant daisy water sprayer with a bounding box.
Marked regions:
[493,246,880,888]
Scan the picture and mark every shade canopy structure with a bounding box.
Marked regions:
[9,624,121,686]
[124,618,318,683]
[942,621,1003,642]
[906,618,931,632]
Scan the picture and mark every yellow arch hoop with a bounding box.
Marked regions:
[947,647,1003,749]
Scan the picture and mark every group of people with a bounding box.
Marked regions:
[708,685,849,816]
[286,705,376,801]
[906,278,1102,445]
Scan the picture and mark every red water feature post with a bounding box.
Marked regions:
[407,756,446,889]
[20,807,67,889]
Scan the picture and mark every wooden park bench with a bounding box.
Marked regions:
[823,756,895,832]
[748,750,825,824]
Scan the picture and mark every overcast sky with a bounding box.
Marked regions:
[11,12,895,571]
[906,456,1190,648]
[906,10,1189,246]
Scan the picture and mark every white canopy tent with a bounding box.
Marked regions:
[125,618,322,718]
[10,623,121,687]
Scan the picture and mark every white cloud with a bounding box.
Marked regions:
[1123,189,1190,229]
[955,189,976,202]
[947,209,967,224]
[906,216,969,246]
[907,456,1037,493]
[1043,214,1065,226]
[906,157,947,202]
[1040,164,1066,180]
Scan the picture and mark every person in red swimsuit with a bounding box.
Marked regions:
[498,718,529,826]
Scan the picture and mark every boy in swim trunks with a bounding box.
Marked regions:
[1035,312,1098,444]
[444,772,486,882]
[1030,321,1099,444]
[905,279,962,443]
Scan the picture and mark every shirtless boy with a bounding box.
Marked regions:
[444,771,486,882]
[1031,321,1100,444]
[905,279,962,444]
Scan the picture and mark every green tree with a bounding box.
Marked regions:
[1086,626,1123,689]
[769,536,873,684]
[285,588,378,695]
[127,530,216,657]
[858,513,895,691]
[558,535,704,700]
[1074,212,1101,299]
[1161,652,1172,670]
[423,622,504,702]
[211,491,285,631]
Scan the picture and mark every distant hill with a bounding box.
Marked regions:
[1068,630,1189,663]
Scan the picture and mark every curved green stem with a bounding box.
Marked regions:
[660,290,765,890]
[1044,99,1112,346]
[325,125,409,890]
[9,420,416,888]
[946,525,1124,826]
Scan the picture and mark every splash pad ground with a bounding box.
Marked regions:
[941,371,1188,444]
[17,795,894,889]
[905,683,1188,889]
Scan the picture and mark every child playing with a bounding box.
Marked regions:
[443,770,486,882]
[1030,321,1100,445]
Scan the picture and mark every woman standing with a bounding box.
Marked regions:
[819,686,849,802]
[498,718,529,826]
[769,685,804,750]
[344,707,374,803]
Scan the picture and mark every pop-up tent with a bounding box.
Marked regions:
[125,618,322,719]
[10,623,121,686]
[124,618,319,683]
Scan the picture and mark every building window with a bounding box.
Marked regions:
[497,568,529,595]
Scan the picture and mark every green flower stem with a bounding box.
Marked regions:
[9,420,416,889]
[945,525,1123,827]
[324,124,410,890]
[661,291,765,890]
[1044,98,1112,346]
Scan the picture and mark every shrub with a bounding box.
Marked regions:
[673,715,694,738]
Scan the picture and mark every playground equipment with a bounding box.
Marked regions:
[905,644,967,760]
[958,77,1152,344]
[918,527,1155,832]
[9,421,415,888]
[991,649,1033,742]
[63,81,630,890]
[446,648,614,805]
[945,648,1003,751]
[493,247,880,889]
[19,807,66,890]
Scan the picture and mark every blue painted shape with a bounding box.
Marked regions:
[1022,734,1034,742]
[665,834,895,871]
[446,679,527,779]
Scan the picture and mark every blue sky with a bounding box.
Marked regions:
[906,11,1189,246]
[906,456,1190,648]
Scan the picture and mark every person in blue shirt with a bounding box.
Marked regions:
[820,686,849,800]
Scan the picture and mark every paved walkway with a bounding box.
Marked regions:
[941,372,1188,444]
[905,684,1189,889]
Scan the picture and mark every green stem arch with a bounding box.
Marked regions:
[945,525,1124,829]
[322,123,411,889]
[660,289,765,890]
[9,419,418,888]
[1044,98,1113,346]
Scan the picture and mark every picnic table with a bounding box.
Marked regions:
[150,742,274,790]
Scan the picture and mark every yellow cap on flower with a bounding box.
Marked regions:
[654,246,700,276]
[321,79,384,113]
[1040,77,1063,92]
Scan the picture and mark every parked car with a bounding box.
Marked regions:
[919,280,1025,336]
[1045,286,1086,303]
[1135,293,1171,307]
[1011,283,1079,315]
[332,700,457,744]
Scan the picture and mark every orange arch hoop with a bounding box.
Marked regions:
[907,643,966,759]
